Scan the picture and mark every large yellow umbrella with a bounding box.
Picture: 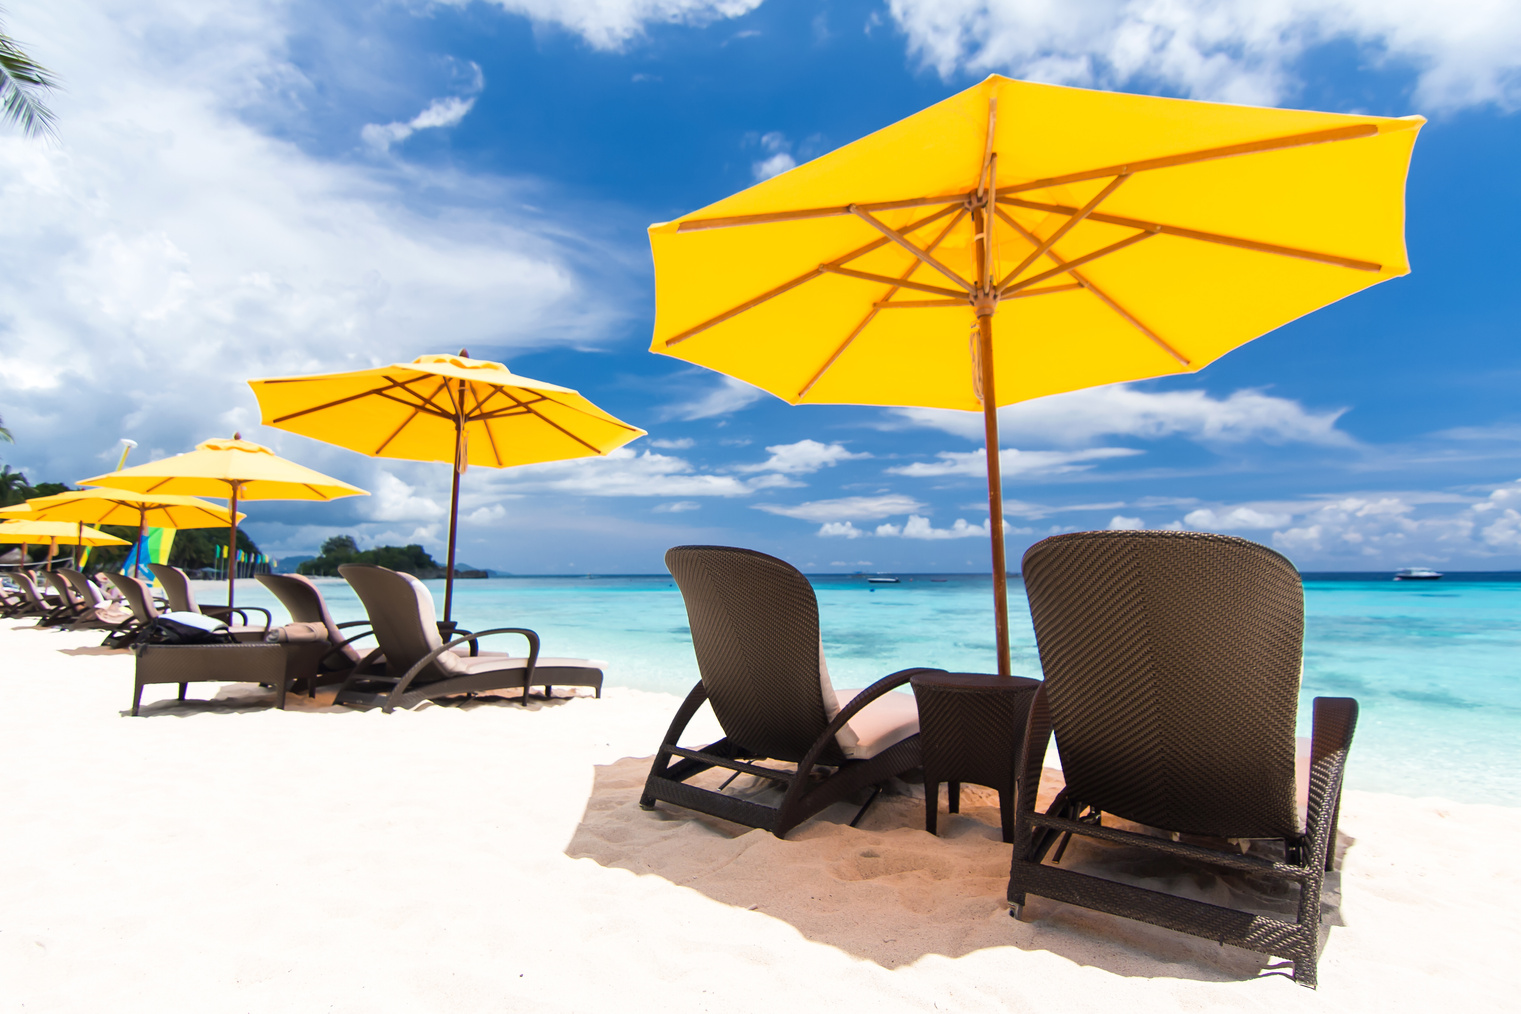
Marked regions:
[0,519,129,571]
[649,75,1421,674]
[0,488,243,577]
[248,351,646,621]
[78,436,366,607]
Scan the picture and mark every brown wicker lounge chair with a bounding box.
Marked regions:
[147,563,271,639]
[255,573,374,695]
[104,571,162,647]
[10,570,68,624]
[1006,530,1358,989]
[334,564,604,713]
[58,569,134,633]
[641,545,933,838]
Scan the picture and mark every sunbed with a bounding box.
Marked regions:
[146,563,271,640]
[255,572,375,695]
[640,545,932,838]
[334,564,604,712]
[57,569,135,633]
[1007,530,1357,989]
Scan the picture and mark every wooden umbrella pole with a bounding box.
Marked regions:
[978,311,1011,677]
[443,390,464,624]
[227,483,239,609]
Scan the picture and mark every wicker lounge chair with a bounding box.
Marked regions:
[104,572,162,647]
[641,545,933,838]
[10,571,68,623]
[58,569,134,633]
[1006,530,1358,989]
[334,564,604,712]
[147,563,272,639]
[255,572,374,695]
[42,571,91,625]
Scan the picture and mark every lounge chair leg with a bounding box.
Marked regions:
[999,788,1014,844]
[132,682,144,717]
[178,683,187,701]
[924,780,939,835]
[948,781,960,814]
[849,785,882,828]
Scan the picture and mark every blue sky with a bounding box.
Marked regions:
[2,0,1520,573]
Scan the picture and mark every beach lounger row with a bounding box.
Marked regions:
[641,531,1357,988]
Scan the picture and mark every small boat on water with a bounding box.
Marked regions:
[1394,567,1443,581]
[866,576,900,584]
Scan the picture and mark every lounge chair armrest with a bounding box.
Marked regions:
[657,681,710,750]
[320,628,376,670]
[1305,697,1358,849]
[793,667,946,785]
[335,620,369,628]
[392,627,541,703]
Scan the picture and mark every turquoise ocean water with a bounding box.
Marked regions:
[228,572,1521,806]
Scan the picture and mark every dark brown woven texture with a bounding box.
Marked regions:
[148,563,271,635]
[912,672,1041,842]
[665,545,842,765]
[131,642,288,715]
[1008,530,1359,988]
[643,546,933,838]
[1023,529,1302,838]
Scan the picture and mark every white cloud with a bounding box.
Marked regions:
[735,439,871,474]
[878,515,996,539]
[467,503,509,525]
[888,446,1140,478]
[818,521,866,538]
[461,0,764,51]
[749,130,797,180]
[653,500,701,512]
[755,494,928,522]
[365,472,444,523]
[663,376,770,420]
[495,447,781,498]
[0,1,626,487]
[1183,506,1293,530]
[649,437,695,449]
[885,0,1521,109]
[890,386,1352,448]
[1107,515,1143,530]
[362,94,478,152]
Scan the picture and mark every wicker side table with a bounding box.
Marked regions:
[910,671,1041,843]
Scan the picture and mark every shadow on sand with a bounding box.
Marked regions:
[567,755,1350,983]
[123,683,591,718]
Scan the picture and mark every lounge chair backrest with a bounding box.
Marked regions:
[147,564,198,612]
[107,573,159,625]
[45,571,79,607]
[256,573,356,659]
[1021,530,1303,839]
[665,546,844,765]
[60,569,105,607]
[18,571,49,608]
[340,565,466,681]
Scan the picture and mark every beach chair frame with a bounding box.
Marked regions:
[1006,530,1358,988]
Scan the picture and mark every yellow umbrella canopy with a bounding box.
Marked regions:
[248,351,646,620]
[0,488,245,578]
[0,519,129,570]
[649,75,1421,674]
[78,436,367,607]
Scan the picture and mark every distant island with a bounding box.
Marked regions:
[296,535,486,579]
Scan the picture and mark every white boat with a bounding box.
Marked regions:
[1394,567,1443,581]
[866,576,900,584]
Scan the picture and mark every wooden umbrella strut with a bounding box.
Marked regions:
[443,375,466,624]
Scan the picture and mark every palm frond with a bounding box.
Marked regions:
[0,30,58,140]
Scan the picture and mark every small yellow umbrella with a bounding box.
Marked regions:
[0,488,243,577]
[248,351,646,621]
[78,436,366,607]
[649,75,1421,674]
[0,519,130,571]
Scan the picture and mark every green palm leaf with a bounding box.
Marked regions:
[0,19,57,141]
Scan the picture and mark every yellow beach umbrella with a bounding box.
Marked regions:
[78,436,366,607]
[0,488,243,578]
[649,74,1421,674]
[248,351,646,621]
[0,519,129,571]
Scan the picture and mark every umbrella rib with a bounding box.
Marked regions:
[465,383,505,468]
[996,174,1129,290]
[995,207,1189,365]
[496,390,604,455]
[822,265,967,297]
[1006,282,1085,298]
[519,390,647,433]
[269,378,415,424]
[797,208,970,400]
[676,194,966,232]
[874,299,974,308]
[373,379,443,456]
[999,229,1157,296]
[849,207,974,291]
[996,196,1382,271]
[662,203,961,348]
[1001,123,1380,194]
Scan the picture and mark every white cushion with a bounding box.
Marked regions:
[817,638,860,753]
[447,652,606,676]
[832,688,919,760]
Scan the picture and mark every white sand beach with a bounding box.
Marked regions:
[2,622,1517,1012]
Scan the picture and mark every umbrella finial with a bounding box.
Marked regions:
[458,348,469,358]
[233,431,242,440]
